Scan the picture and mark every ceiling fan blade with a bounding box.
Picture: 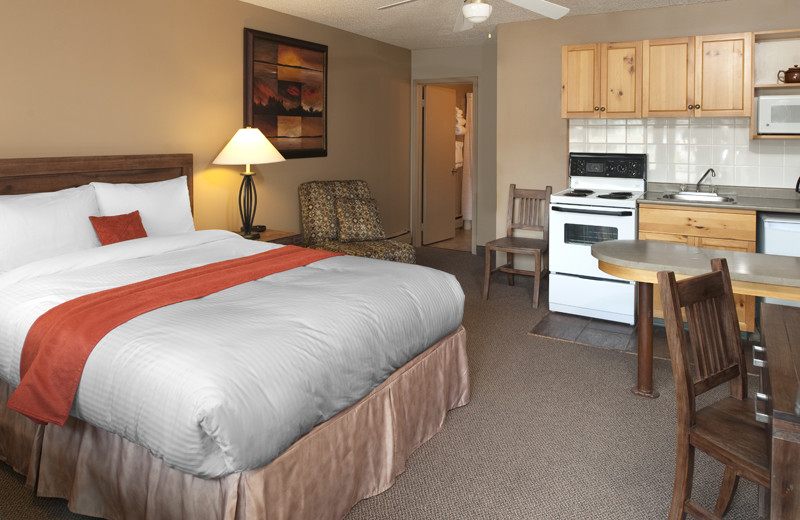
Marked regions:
[453,9,474,32]
[504,0,569,19]
[377,0,419,9]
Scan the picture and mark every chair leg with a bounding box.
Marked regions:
[669,440,695,520]
[483,247,493,300]
[714,466,739,517]
[506,252,514,285]
[532,251,541,308]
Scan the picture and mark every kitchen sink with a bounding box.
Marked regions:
[661,191,737,203]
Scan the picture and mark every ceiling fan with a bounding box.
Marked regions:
[378,0,569,33]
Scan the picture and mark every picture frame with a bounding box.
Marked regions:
[244,28,327,159]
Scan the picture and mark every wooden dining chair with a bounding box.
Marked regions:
[483,184,551,308]
[658,258,770,520]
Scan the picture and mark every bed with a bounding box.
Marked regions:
[0,154,470,520]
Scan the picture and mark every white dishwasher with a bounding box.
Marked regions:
[757,212,800,308]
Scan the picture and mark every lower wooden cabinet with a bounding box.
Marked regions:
[638,204,757,332]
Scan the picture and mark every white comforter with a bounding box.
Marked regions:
[0,230,464,478]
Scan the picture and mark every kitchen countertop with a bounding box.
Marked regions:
[640,183,800,213]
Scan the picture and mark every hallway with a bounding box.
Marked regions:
[427,227,471,252]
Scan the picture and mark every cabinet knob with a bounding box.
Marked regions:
[688,104,693,110]
[600,107,606,112]
[594,106,600,111]
[694,104,701,109]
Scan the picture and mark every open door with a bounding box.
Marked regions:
[422,85,456,245]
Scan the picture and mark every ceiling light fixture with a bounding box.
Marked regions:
[462,0,492,23]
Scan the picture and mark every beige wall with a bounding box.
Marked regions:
[0,0,411,236]
[496,0,800,238]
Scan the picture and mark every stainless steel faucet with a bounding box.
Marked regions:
[696,168,716,192]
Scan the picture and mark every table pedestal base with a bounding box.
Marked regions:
[632,281,659,399]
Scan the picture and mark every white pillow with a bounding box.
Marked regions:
[91,177,194,237]
[0,185,101,272]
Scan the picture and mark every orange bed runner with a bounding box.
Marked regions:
[7,245,341,426]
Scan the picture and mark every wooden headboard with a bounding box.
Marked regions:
[0,154,194,209]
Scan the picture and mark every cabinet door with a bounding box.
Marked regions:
[696,236,756,252]
[694,33,752,117]
[643,37,695,117]
[561,43,600,118]
[601,41,643,118]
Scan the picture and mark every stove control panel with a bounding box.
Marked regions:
[569,153,647,180]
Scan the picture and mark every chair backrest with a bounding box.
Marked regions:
[506,184,552,241]
[657,258,748,427]
[298,180,372,245]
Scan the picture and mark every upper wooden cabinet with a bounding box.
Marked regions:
[642,33,752,118]
[561,41,642,119]
[694,33,752,117]
[561,43,599,118]
[563,32,752,119]
[642,37,695,117]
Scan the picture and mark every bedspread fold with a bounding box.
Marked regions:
[7,246,341,426]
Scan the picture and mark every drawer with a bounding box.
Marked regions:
[638,205,756,241]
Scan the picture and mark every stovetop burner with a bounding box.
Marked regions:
[563,189,594,197]
[597,191,633,200]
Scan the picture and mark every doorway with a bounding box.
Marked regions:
[412,78,477,254]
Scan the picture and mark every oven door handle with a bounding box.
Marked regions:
[551,206,633,217]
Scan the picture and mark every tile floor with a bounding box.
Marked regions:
[530,311,671,360]
[530,311,758,374]
[427,227,471,252]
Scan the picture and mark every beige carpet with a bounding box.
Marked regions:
[0,246,760,520]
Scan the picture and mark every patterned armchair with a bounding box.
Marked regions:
[298,180,416,264]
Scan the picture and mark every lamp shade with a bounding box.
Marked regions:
[213,127,285,167]
[462,1,492,23]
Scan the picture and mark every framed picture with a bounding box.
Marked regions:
[244,28,327,159]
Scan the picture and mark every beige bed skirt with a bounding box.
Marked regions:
[0,325,469,520]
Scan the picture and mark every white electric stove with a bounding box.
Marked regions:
[548,153,647,324]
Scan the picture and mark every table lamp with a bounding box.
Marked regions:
[213,127,285,239]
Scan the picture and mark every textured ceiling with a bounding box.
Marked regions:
[240,0,733,50]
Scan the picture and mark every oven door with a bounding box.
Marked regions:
[549,203,636,280]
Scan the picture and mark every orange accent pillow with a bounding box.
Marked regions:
[89,211,148,245]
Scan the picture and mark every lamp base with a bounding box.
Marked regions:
[250,225,267,232]
[239,231,261,240]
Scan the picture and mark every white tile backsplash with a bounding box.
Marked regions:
[568,117,800,189]
[606,125,627,143]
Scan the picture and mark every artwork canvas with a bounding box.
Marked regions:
[244,29,327,159]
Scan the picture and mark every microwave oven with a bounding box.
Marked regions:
[757,95,800,134]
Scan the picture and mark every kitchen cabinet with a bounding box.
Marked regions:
[642,37,695,118]
[751,28,800,140]
[643,33,752,118]
[638,204,757,331]
[561,41,642,119]
[694,33,752,117]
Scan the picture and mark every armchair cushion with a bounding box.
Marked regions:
[299,180,371,245]
[335,197,386,243]
[309,240,416,264]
